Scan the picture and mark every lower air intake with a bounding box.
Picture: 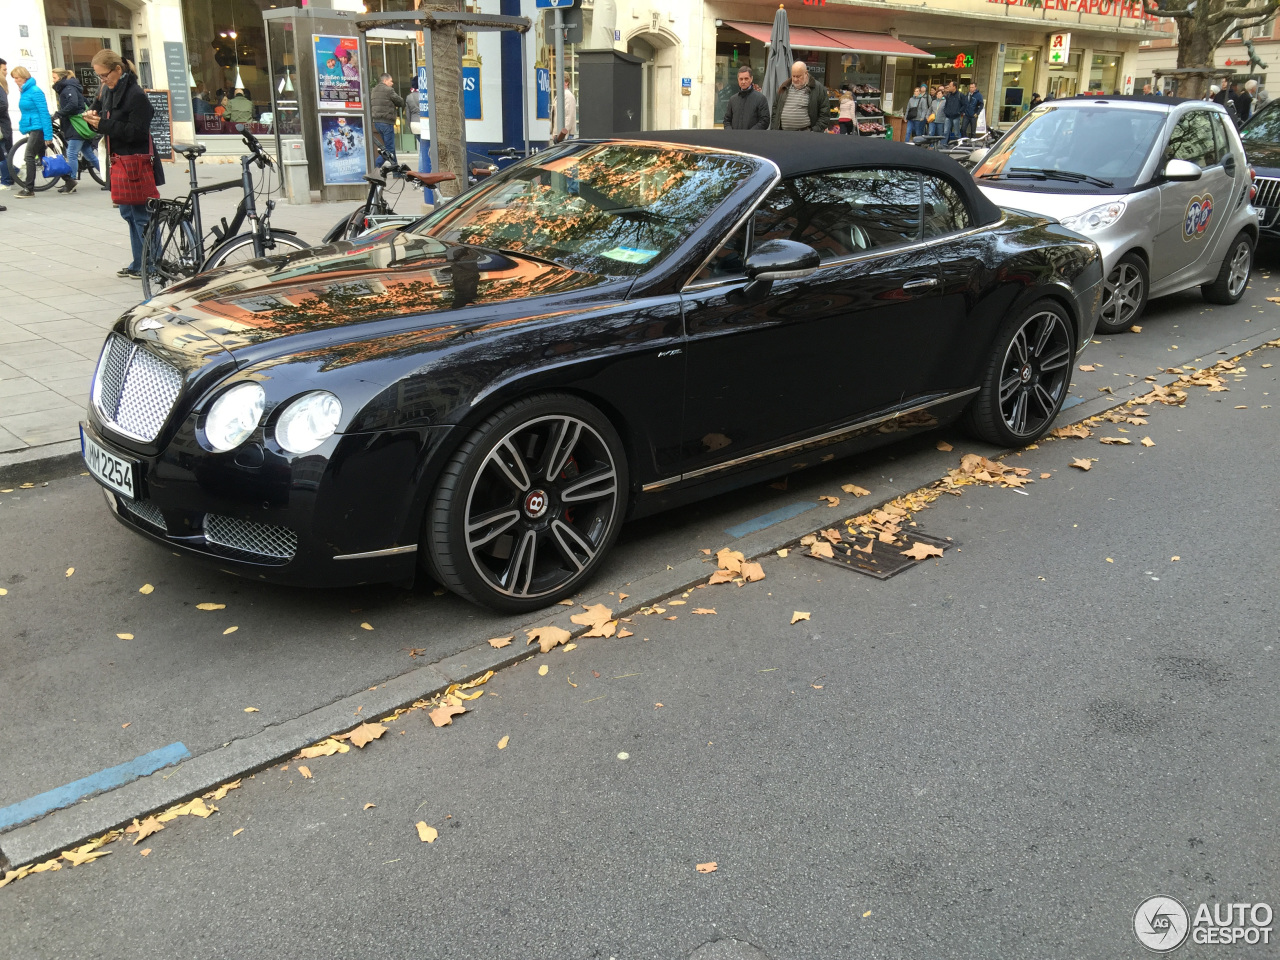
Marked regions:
[204,513,298,562]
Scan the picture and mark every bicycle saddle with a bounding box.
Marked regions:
[405,171,457,186]
[362,173,387,186]
[173,142,207,157]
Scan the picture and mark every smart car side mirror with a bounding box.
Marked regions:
[744,239,821,281]
[1163,159,1202,182]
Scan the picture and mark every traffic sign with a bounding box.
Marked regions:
[535,0,574,8]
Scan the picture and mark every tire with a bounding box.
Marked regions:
[80,141,106,186]
[341,204,369,241]
[963,299,1074,446]
[1201,231,1253,305]
[1095,253,1148,334]
[426,394,629,612]
[202,230,310,270]
[141,210,200,300]
[6,135,62,192]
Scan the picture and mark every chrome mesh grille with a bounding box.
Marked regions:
[204,514,298,561]
[92,335,182,442]
[1254,177,1280,210]
[120,496,167,532]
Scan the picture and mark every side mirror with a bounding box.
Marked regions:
[1163,158,1202,182]
[744,239,820,281]
[968,147,990,166]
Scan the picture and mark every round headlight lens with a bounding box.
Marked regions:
[275,391,342,454]
[204,382,266,452]
[1060,201,1126,233]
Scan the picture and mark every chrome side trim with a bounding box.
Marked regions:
[333,544,419,560]
[640,388,980,494]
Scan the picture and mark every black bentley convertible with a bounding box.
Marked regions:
[82,131,1103,611]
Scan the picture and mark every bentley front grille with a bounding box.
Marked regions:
[1253,176,1280,212]
[92,335,182,443]
[204,513,298,563]
[120,496,167,532]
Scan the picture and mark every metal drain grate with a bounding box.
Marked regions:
[806,529,955,580]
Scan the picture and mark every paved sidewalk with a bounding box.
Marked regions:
[0,166,420,463]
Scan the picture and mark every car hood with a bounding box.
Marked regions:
[975,184,1129,222]
[1243,140,1280,170]
[126,231,621,358]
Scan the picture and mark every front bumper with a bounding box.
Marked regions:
[84,417,449,588]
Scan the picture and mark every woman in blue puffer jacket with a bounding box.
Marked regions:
[10,66,54,198]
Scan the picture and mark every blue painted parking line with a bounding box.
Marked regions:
[0,742,190,832]
[1061,395,1087,410]
[725,501,821,539]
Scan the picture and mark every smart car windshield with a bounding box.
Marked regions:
[1241,103,1280,144]
[417,142,760,277]
[974,105,1166,192]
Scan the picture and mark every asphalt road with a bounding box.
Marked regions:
[2,288,1276,958]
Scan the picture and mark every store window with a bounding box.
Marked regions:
[1090,52,1123,95]
[1047,51,1082,100]
[999,47,1039,124]
[45,0,136,103]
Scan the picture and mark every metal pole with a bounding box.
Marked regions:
[520,31,530,156]
[424,31,440,177]
[554,7,565,139]
[358,32,376,175]
[264,21,284,189]
[457,36,468,178]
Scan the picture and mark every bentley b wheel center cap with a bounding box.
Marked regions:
[1020,363,1033,383]
[524,489,550,519]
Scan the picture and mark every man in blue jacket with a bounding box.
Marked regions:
[0,58,13,190]
[942,81,966,143]
[963,82,985,140]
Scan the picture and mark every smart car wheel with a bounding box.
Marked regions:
[964,300,1073,446]
[1202,231,1253,305]
[1095,253,1148,334]
[426,394,629,612]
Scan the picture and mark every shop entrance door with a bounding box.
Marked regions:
[1047,75,1078,99]
[367,34,417,155]
[49,27,135,104]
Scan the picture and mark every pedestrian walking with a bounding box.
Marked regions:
[52,69,99,193]
[10,66,54,199]
[962,82,984,140]
[82,48,164,278]
[943,81,966,143]
[0,58,13,192]
[771,61,829,132]
[1237,79,1257,122]
[549,78,577,143]
[722,65,769,130]
[1030,91,1044,109]
[905,84,930,141]
[370,73,403,160]
[928,86,947,138]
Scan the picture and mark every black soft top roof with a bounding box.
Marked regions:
[619,129,1002,226]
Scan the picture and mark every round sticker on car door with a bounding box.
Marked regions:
[1184,193,1213,241]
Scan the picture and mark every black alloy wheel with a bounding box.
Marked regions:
[964,299,1074,445]
[426,394,628,611]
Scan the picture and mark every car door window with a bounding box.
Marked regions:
[1209,112,1234,165]
[752,170,923,260]
[1165,110,1218,169]
[921,175,973,238]
[691,221,750,283]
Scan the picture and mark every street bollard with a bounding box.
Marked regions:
[281,140,311,205]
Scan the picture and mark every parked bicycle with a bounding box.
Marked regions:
[5,117,106,191]
[909,127,1003,169]
[322,147,455,243]
[140,132,309,299]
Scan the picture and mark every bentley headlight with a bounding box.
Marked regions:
[275,391,342,454]
[204,382,266,452]
[1060,201,1126,233]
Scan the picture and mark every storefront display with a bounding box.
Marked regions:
[1047,51,1083,99]
[182,0,280,137]
[998,46,1039,123]
[1089,52,1123,94]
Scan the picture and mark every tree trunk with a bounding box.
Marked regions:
[1175,1,1222,99]
[423,0,466,199]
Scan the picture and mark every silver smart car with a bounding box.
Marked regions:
[972,96,1259,334]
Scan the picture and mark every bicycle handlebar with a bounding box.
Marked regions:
[487,148,523,158]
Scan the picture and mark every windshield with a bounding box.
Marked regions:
[974,105,1166,192]
[1241,103,1280,144]
[417,142,761,277]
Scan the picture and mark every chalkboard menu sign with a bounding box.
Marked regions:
[146,89,173,161]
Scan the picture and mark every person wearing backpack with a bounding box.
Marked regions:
[906,84,930,140]
[52,69,98,193]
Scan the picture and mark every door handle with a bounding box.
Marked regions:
[901,277,939,292]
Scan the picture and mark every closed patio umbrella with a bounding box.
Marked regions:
[762,5,793,115]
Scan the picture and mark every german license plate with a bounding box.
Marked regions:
[81,424,141,499]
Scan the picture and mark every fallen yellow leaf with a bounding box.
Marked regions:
[841,484,870,497]
[791,611,810,625]
[1079,364,1095,372]
[1106,558,1114,563]
[299,738,349,758]
[901,542,944,561]
[863,910,872,918]
[360,622,374,631]
[693,608,716,615]
[936,440,953,452]
[233,828,244,836]
[809,541,834,559]
[223,626,238,635]
[538,664,549,676]
[363,804,376,810]
[556,599,574,606]
[488,636,513,649]
[205,780,241,802]
[526,624,572,653]
[298,765,313,779]
[139,849,151,856]
[1129,325,1142,333]
[138,584,154,595]
[696,862,718,874]
[1040,473,1052,479]
[244,707,259,713]
[65,567,75,578]
[617,629,634,638]
[117,633,134,640]
[497,736,509,750]
[562,642,578,651]
[740,561,766,582]
[776,548,789,558]
[819,495,840,508]
[1141,437,1155,447]
[1099,437,1131,445]
[428,700,466,727]
[416,822,438,843]
[1171,556,1180,561]
[342,723,387,748]
[1070,458,1093,471]
[130,816,164,844]
[195,602,225,611]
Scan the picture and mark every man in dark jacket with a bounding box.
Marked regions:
[370,73,404,160]
[0,58,13,189]
[962,82,984,140]
[771,61,828,132]
[723,65,769,130]
[943,81,967,142]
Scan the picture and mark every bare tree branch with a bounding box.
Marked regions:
[1143,0,1193,16]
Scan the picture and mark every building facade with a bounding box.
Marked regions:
[1135,17,1276,96]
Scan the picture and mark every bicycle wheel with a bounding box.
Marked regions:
[202,230,310,270]
[6,135,63,192]
[80,139,106,186]
[141,209,201,300]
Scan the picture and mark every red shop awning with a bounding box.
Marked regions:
[723,21,931,58]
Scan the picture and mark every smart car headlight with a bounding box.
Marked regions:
[1059,201,1126,233]
[275,391,342,454]
[204,382,266,452]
